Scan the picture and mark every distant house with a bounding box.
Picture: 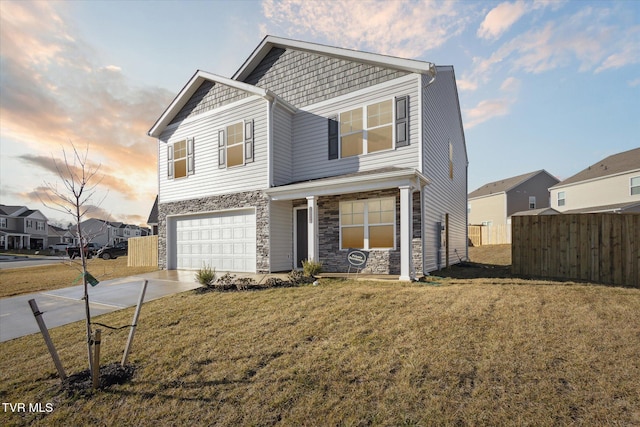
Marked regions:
[468,170,560,228]
[0,204,49,250]
[549,148,640,213]
[47,225,73,246]
[69,218,145,246]
[147,196,158,235]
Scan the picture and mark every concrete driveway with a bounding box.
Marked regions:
[0,270,201,342]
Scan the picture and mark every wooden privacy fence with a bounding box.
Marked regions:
[127,235,158,267]
[468,224,511,246]
[512,214,639,287]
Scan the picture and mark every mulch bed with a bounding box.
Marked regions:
[61,363,135,396]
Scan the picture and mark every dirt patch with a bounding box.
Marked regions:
[61,363,135,396]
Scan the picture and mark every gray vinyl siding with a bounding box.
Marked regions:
[272,103,293,186]
[421,67,468,273]
[170,81,250,125]
[291,74,421,183]
[159,96,269,203]
[269,200,293,272]
[242,47,410,108]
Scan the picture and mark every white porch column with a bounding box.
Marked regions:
[399,185,414,281]
[306,196,319,263]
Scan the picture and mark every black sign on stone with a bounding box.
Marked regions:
[347,249,369,268]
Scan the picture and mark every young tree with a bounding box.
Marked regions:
[40,142,108,379]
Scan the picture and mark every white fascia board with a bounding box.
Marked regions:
[233,35,436,82]
[148,70,288,138]
[549,168,640,191]
[266,169,430,201]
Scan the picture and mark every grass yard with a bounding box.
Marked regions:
[1,276,639,426]
[0,257,158,298]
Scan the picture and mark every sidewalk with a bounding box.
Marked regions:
[0,270,201,342]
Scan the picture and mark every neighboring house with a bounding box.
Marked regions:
[0,204,49,250]
[69,219,145,246]
[147,196,158,235]
[468,169,560,228]
[47,225,73,246]
[549,147,640,213]
[148,36,468,280]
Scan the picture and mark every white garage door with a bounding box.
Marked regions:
[174,209,256,272]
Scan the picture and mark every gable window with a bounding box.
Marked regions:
[529,196,536,209]
[340,197,395,250]
[167,138,194,179]
[26,220,33,228]
[329,96,408,160]
[0,218,6,228]
[218,120,254,168]
[558,191,566,207]
[631,177,640,195]
[36,221,45,231]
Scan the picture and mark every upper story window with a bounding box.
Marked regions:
[328,96,408,160]
[167,138,194,179]
[26,220,33,228]
[36,221,45,231]
[0,218,6,228]
[340,197,395,250]
[631,176,640,195]
[219,120,254,168]
[557,191,566,207]
[529,196,536,209]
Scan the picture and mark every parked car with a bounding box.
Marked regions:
[66,243,101,259]
[48,242,72,252]
[96,241,128,260]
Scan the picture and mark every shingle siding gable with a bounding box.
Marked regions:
[241,47,410,107]
[170,81,250,125]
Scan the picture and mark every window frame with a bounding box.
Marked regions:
[557,191,566,207]
[167,138,194,180]
[339,197,396,250]
[331,97,404,160]
[631,176,640,196]
[0,218,6,228]
[529,196,536,210]
[218,119,254,169]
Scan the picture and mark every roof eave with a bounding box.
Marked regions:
[233,35,435,82]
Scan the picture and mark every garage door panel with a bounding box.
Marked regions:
[174,209,256,272]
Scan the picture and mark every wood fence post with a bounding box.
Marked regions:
[28,299,67,380]
[92,329,101,389]
[122,279,149,366]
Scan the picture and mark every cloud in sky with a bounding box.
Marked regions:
[463,77,520,129]
[477,0,529,40]
[0,1,172,223]
[262,0,471,58]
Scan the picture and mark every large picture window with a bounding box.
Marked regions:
[330,96,407,160]
[340,197,395,250]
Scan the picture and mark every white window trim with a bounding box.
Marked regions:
[219,119,254,169]
[631,176,640,196]
[529,196,536,209]
[336,98,395,159]
[339,197,396,250]
[168,138,194,180]
[557,191,566,207]
[0,218,6,228]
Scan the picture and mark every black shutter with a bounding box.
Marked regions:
[218,130,226,168]
[395,96,409,147]
[244,119,254,163]
[328,115,339,160]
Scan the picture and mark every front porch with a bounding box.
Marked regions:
[267,167,429,281]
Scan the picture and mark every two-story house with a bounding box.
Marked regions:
[0,204,49,250]
[69,219,145,246]
[468,170,560,226]
[148,36,468,280]
[549,147,640,213]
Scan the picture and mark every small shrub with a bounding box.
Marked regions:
[265,277,287,288]
[235,277,257,291]
[215,273,237,291]
[302,259,322,277]
[195,265,216,287]
[287,269,315,286]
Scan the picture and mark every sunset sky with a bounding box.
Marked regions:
[1,0,638,227]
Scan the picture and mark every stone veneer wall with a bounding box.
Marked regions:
[157,190,270,272]
[311,189,423,275]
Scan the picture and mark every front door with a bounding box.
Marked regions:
[295,208,308,269]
